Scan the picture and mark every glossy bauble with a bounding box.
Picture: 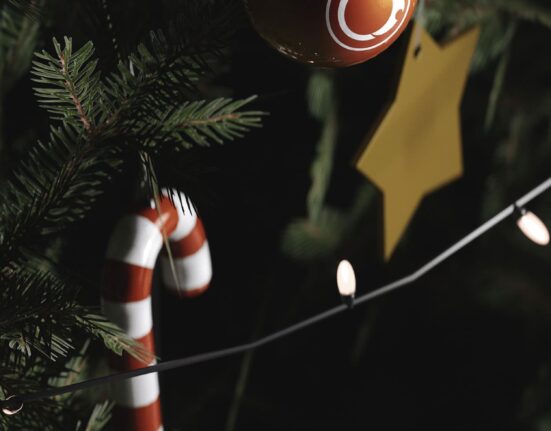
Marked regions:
[245,0,417,67]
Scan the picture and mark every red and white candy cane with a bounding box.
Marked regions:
[101,192,212,431]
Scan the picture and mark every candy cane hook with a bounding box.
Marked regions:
[101,191,212,431]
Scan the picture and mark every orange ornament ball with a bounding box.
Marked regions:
[245,0,417,67]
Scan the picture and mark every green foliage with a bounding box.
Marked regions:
[5,1,43,21]
[281,71,377,262]
[154,97,263,149]
[76,401,113,431]
[33,39,102,131]
[306,71,337,222]
[29,35,262,157]
[0,1,40,93]
[0,29,262,241]
[283,0,551,263]
[0,1,263,429]
[0,340,115,430]
[426,0,551,69]
[281,71,339,260]
[74,314,151,363]
[0,270,144,363]
[0,124,119,263]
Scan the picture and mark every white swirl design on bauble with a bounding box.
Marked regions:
[326,0,412,51]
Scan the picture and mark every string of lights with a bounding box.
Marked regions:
[2,177,550,415]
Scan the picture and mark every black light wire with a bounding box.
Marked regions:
[2,177,551,413]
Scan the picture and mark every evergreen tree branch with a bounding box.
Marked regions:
[0,1,41,93]
[77,401,112,431]
[0,123,120,264]
[145,97,264,149]
[0,270,146,363]
[32,38,101,132]
[0,16,263,429]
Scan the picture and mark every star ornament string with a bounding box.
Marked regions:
[1,177,550,415]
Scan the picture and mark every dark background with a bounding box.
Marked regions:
[4,1,551,429]
[156,19,551,431]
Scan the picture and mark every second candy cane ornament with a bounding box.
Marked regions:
[102,191,212,431]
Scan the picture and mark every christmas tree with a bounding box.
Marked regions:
[0,0,550,430]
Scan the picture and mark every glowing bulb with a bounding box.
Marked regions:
[2,396,23,415]
[337,260,356,297]
[517,210,550,246]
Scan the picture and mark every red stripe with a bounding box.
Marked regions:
[166,283,210,299]
[166,218,207,259]
[113,400,162,431]
[135,197,179,236]
[109,332,156,371]
[103,195,188,431]
[102,261,154,302]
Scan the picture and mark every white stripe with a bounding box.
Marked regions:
[112,363,159,408]
[159,189,198,241]
[171,198,198,241]
[160,242,212,291]
[101,297,153,339]
[106,215,163,269]
[326,0,412,52]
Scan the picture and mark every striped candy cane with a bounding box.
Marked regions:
[102,192,212,431]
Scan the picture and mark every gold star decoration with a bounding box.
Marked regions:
[355,23,480,260]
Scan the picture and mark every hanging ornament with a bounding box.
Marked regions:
[245,0,417,67]
[355,24,480,259]
[102,191,212,431]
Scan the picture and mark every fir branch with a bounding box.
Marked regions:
[48,341,89,391]
[74,314,152,363]
[76,401,112,431]
[0,359,110,431]
[0,123,120,263]
[6,0,43,21]
[0,381,60,431]
[305,71,338,222]
[0,9,264,429]
[0,1,41,93]
[146,96,264,149]
[30,36,264,152]
[100,31,206,131]
[499,0,551,28]
[164,0,243,57]
[32,38,101,132]
[0,271,78,362]
[2,35,262,267]
[0,270,144,363]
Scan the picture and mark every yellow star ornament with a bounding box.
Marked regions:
[355,24,480,260]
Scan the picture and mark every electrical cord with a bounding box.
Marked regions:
[2,177,550,414]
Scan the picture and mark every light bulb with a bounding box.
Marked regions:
[337,260,356,298]
[517,210,550,246]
